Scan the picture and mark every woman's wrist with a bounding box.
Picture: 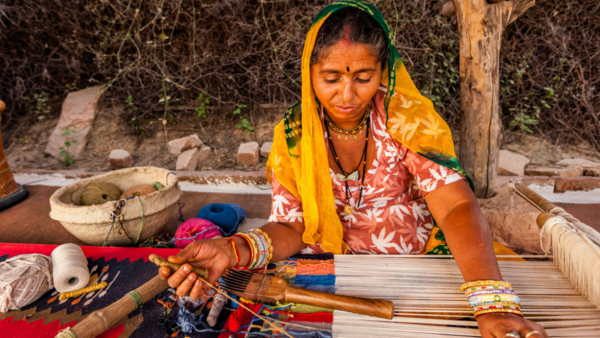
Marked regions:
[228,236,250,268]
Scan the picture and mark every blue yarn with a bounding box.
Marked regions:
[225,203,247,222]
[196,203,243,236]
[176,306,208,333]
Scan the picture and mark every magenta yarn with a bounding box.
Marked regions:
[174,218,221,249]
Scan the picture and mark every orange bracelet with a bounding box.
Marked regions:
[228,238,240,266]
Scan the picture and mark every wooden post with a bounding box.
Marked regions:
[443,0,535,198]
[0,100,29,210]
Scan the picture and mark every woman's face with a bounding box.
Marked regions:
[311,41,382,124]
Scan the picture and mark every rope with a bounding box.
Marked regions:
[55,328,77,338]
[134,196,144,244]
[126,290,143,309]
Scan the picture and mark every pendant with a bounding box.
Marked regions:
[359,129,363,135]
[353,135,357,140]
[337,173,348,181]
[344,205,354,214]
[337,135,341,140]
[344,136,348,141]
[346,171,359,181]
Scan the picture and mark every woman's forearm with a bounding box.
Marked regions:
[231,221,305,268]
[437,201,502,282]
[425,180,502,282]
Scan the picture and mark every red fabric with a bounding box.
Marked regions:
[0,243,180,262]
[0,317,124,338]
[219,303,263,338]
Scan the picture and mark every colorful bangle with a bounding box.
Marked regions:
[228,238,240,266]
[231,229,273,271]
[232,233,255,270]
[460,280,512,292]
[473,308,524,318]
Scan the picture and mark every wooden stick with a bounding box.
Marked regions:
[59,275,168,338]
[149,254,209,279]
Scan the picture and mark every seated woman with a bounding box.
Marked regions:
[160,2,547,337]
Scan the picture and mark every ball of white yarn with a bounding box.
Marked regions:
[0,254,53,313]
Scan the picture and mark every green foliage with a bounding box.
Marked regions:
[195,93,210,121]
[233,104,253,135]
[58,126,78,167]
[19,137,29,144]
[419,22,460,113]
[502,55,566,133]
[127,95,146,136]
[23,91,52,120]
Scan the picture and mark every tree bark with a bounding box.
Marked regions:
[450,0,534,198]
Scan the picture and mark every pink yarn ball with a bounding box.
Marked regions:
[174,218,222,249]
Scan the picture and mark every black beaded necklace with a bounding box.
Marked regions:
[324,111,370,215]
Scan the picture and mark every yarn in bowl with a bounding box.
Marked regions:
[80,182,122,206]
[195,203,246,237]
[174,218,222,249]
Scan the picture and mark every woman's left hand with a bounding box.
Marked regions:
[477,313,548,338]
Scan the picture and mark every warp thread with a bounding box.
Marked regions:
[0,254,53,313]
[51,244,90,293]
[119,184,156,200]
[173,218,222,249]
[80,182,122,206]
[196,203,246,236]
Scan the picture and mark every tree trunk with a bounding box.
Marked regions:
[448,0,534,198]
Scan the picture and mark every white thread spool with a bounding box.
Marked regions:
[51,244,90,293]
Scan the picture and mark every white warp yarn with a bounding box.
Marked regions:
[51,244,90,293]
[0,254,53,313]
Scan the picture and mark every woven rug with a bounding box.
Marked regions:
[0,244,334,338]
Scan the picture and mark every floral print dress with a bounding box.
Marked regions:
[269,92,465,255]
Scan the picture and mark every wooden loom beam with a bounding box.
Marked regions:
[443,0,535,198]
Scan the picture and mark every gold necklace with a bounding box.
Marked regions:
[324,103,370,141]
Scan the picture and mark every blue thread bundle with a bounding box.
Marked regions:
[196,203,246,236]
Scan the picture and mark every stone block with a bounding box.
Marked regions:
[585,168,600,177]
[237,142,259,167]
[45,85,105,160]
[498,150,530,176]
[176,147,201,171]
[168,134,203,155]
[108,149,133,169]
[554,177,600,192]
[197,146,211,165]
[260,142,273,158]
[556,158,600,169]
[525,165,584,177]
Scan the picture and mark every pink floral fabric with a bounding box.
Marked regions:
[269,92,465,255]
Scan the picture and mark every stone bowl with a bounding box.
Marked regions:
[49,167,182,246]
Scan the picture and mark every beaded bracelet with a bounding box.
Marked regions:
[461,280,523,318]
[231,229,273,271]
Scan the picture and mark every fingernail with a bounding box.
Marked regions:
[183,264,190,272]
[188,274,195,280]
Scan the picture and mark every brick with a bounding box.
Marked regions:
[176,147,201,171]
[237,142,259,167]
[197,146,211,165]
[168,134,203,155]
[45,86,105,160]
[498,150,530,176]
[525,165,584,177]
[108,149,133,169]
[260,142,273,158]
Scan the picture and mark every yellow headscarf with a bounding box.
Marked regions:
[266,1,470,254]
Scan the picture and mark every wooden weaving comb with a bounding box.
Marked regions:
[220,269,394,319]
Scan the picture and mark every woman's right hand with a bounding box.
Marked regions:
[158,237,237,300]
